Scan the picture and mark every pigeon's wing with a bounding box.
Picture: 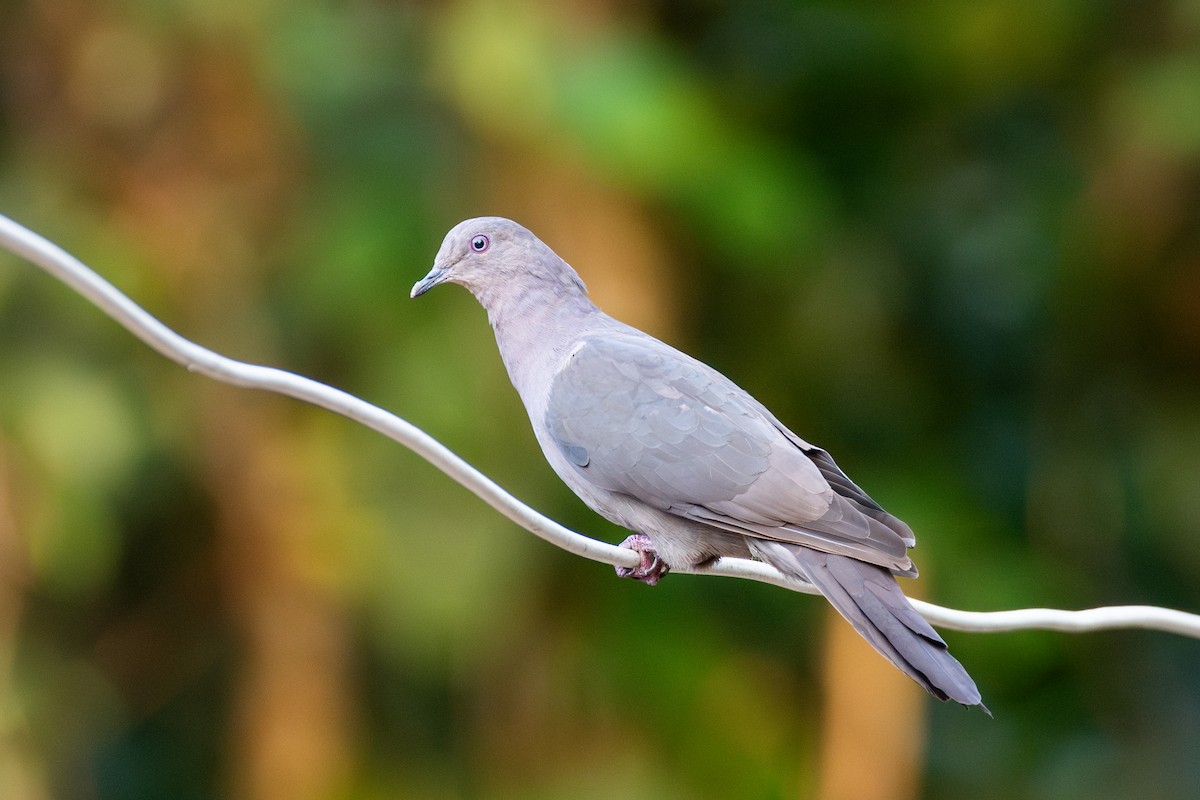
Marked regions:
[545,334,914,572]
[770,431,916,549]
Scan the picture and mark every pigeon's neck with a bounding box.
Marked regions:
[481,282,601,401]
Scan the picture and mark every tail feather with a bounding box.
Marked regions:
[751,540,987,711]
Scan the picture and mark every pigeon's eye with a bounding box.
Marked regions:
[470,235,490,253]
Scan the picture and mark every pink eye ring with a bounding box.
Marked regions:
[471,234,490,252]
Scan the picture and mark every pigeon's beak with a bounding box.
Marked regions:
[410,266,447,298]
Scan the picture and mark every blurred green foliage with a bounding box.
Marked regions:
[1,0,1199,798]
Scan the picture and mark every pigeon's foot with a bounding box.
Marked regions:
[614,534,669,586]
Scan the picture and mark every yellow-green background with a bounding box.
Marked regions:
[1,1,1198,798]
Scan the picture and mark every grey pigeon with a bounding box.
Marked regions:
[412,217,985,709]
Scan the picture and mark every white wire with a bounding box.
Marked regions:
[2,212,1197,640]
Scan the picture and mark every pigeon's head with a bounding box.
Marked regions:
[411,217,587,302]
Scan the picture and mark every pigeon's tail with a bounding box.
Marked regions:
[751,540,987,712]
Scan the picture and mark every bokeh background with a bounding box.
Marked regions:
[1,1,1199,798]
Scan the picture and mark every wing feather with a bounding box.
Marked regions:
[545,334,914,571]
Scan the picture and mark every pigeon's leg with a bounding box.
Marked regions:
[614,534,669,586]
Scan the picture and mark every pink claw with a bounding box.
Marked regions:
[614,534,669,586]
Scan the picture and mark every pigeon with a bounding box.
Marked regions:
[412,216,985,709]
